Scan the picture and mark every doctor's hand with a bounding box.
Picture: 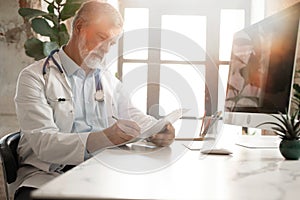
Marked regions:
[149,123,175,147]
[86,120,140,153]
[105,119,141,143]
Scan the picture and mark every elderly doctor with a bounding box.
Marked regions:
[12,1,175,199]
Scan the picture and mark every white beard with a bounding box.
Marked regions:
[78,35,107,70]
[83,52,106,69]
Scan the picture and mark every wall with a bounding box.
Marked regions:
[265,0,300,15]
[0,0,39,137]
[0,1,41,198]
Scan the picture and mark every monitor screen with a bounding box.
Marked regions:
[224,3,300,129]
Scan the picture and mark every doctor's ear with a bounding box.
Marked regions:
[73,18,87,35]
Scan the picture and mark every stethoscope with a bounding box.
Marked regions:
[42,49,105,102]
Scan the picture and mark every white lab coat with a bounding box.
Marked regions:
[10,52,156,195]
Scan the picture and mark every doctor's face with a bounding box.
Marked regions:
[78,16,122,69]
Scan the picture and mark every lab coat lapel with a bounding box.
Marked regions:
[54,73,72,95]
[51,53,72,95]
[101,71,118,126]
[45,54,74,132]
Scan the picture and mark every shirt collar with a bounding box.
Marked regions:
[58,46,81,77]
[58,46,100,77]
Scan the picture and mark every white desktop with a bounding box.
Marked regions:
[31,3,300,200]
[31,131,300,200]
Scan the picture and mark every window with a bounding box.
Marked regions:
[123,8,149,59]
[122,63,148,114]
[161,15,206,60]
[159,15,207,117]
[160,64,205,117]
[218,9,245,112]
[219,9,245,61]
[118,0,258,118]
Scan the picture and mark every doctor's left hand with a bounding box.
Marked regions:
[149,123,175,147]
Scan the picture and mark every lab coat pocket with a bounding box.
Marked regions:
[46,95,74,132]
[47,96,72,109]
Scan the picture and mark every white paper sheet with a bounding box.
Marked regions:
[111,108,188,147]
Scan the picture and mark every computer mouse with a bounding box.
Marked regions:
[201,148,232,155]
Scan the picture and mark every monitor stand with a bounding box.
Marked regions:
[235,135,280,148]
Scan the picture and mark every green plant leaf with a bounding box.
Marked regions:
[278,114,293,138]
[24,38,45,60]
[56,23,69,45]
[19,7,59,26]
[60,0,84,21]
[256,121,286,133]
[18,8,49,20]
[292,98,300,106]
[279,113,294,138]
[293,84,300,92]
[294,93,300,99]
[271,126,286,133]
[20,0,77,60]
[19,7,58,25]
[66,0,86,3]
[43,41,60,56]
[58,31,69,46]
[47,3,55,14]
[55,0,63,4]
[59,23,68,32]
[291,110,299,124]
[270,114,286,127]
[270,128,286,137]
[31,18,56,37]
[294,120,300,134]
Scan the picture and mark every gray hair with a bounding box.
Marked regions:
[71,0,123,32]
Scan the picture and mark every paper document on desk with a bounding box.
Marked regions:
[128,108,189,143]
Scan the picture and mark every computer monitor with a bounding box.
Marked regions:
[224,3,300,137]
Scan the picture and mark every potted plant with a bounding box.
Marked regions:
[258,111,300,160]
[18,0,85,60]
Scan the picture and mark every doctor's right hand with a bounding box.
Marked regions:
[86,120,140,153]
[104,119,141,144]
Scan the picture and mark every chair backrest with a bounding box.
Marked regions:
[0,131,21,184]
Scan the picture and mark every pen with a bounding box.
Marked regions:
[202,111,222,137]
[201,117,212,137]
[199,111,206,137]
[112,116,118,120]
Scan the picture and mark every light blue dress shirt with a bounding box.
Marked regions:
[58,48,108,134]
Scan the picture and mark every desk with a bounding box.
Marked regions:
[32,137,300,200]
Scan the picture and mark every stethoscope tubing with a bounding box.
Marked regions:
[42,49,105,102]
[42,49,64,75]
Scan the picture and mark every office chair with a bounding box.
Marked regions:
[0,131,21,199]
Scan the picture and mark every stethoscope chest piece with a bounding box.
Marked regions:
[95,90,104,102]
[43,49,106,102]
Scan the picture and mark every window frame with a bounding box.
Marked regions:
[118,0,251,118]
